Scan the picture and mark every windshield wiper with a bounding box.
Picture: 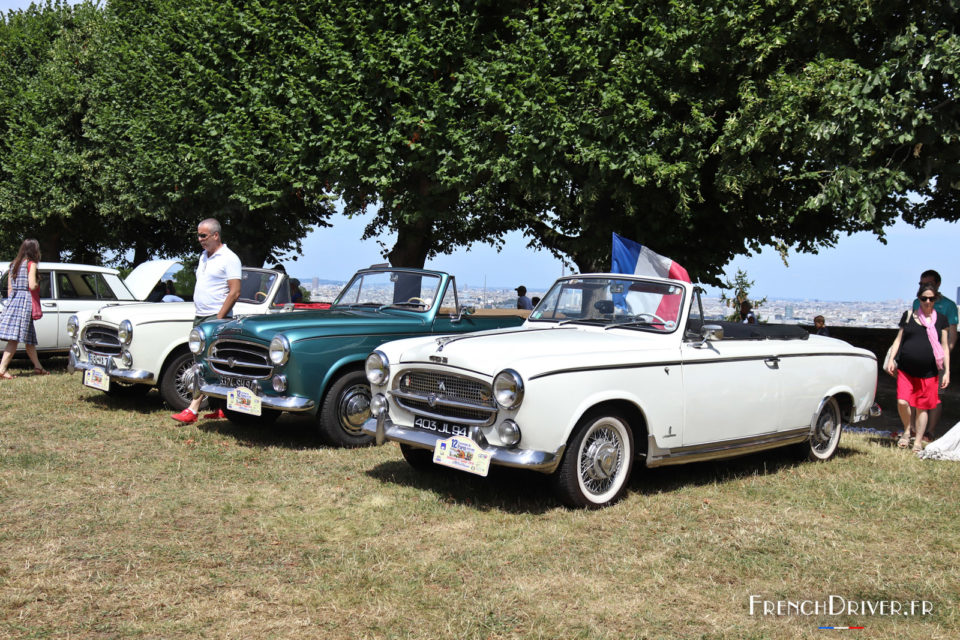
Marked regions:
[558,318,608,326]
[604,320,665,331]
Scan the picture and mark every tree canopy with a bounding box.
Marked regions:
[0,0,957,281]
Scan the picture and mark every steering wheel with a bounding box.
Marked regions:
[255,291,268,302]
[405,297,429,308]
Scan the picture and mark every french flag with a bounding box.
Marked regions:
[611,233,690,320]
[611,233,691,282]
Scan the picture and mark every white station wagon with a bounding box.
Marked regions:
[0,260,175,353]
[363,274,879,508]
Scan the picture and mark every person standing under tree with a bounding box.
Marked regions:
[171,219,242,424]
[0,239,49,378]
[909,269,958,439]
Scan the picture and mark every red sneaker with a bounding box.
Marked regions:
[203,408,226,420]
[171,409,198,424]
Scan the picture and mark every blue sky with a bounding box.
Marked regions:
[6,0,959,302]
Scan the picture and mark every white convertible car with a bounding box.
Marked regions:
[363,274,879,508]
[68,267,292,410]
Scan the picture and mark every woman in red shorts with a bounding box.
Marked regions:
[885,283,951,451]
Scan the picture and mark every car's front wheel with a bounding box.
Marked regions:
[318,370,374,448]
[802,396,842,461]
[552,411,634,508]
[159,350,195,411]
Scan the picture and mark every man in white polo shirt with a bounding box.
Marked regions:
[171,218,242,424]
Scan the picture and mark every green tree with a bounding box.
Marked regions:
[455,0,960,282]
[326,1,528,268]
[89,0,338,267]
[0,0,106,261]
[719,269,766,322]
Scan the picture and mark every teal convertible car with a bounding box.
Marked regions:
[187,265,528,447]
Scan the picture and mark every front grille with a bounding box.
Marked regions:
[208,339,272,378]
[82,325,121,356]
[391,369,496,425]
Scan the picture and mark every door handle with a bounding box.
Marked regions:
[764,357,780,368]
[42,302,57,307]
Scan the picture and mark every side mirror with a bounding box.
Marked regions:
[700,324,723,341]
[452,306,475,322]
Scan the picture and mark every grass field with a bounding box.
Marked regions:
[1,359,957,639]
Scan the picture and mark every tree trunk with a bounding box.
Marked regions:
[388,216,433,268]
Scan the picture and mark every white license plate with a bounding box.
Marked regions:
[433,436,492,476]
[412,416,470,438]
[83,367,110,391]
[88,353,110,367]
[227,386,262,416]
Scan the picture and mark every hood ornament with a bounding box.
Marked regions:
[435,336,457,352]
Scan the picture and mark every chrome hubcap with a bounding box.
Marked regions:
[338,384,371,435]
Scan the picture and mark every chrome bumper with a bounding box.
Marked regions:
[68,351,155,384]
[362,414,564,473]
[196,379,316,412]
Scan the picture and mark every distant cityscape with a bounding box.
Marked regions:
[302,277,922,329]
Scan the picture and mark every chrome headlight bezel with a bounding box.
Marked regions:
[269,335,290,365]
[365,350,390,386]
[188,328,205,355]
[118,319,133,345]
[493,368,524,410]
[67,315,79,339]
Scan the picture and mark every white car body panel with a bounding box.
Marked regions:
[122,259,180,301]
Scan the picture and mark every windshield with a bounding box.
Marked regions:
[529,276,685,332]
[238,270,280,304]
[333,269,441,311]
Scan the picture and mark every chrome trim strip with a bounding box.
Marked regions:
[389,389,496,425]
[645,427,810,468]
[362,416,564,473]
[198,382,315,412]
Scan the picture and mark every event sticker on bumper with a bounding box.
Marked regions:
[433,436,492,476]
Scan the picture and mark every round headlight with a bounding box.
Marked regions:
[67,315,79,339]
[118,320,133,345]
[121,350,133,367]
[365,350,389,385]
[492,369,524,410]
[269,335,290,365]
[272,375,287,393]
[188,328,205,355]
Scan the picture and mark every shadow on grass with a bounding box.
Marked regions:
[196,414,330,450]
[366,443,866,513]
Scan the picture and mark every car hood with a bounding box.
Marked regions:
[123,259,181,300]
[208,307,430,343]
[88,299,268,325]
[89,301,197,325]
[390,323,679,378]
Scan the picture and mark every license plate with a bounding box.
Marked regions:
[219,376,259,392]
[412,416,469,438]
[83,367,110,391]
[88,353,110,367]
[433,436,492,476]
[227,386,262,416]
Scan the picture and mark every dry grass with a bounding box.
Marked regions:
[1,359,957,639]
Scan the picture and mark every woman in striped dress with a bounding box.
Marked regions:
[0,239,48,378]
